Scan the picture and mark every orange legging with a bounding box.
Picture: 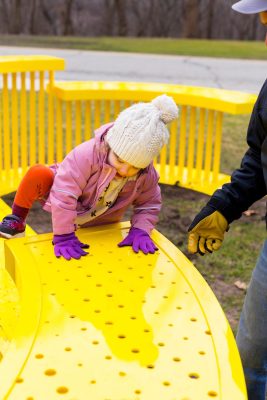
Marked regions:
[14,164,54,209]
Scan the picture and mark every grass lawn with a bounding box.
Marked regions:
[1,34,267,60]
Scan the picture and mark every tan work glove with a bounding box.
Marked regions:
[188,206,229,255]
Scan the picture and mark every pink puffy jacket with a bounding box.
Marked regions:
[43,123,162,235]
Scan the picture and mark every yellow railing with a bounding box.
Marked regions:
[50,81,257,195]
[0,55,65,195]
[0,56,257,196]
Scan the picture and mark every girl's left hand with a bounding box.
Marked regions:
[118,227,158,255]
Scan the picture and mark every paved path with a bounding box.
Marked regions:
[0,45,266,93]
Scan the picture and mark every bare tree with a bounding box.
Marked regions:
[182,0,200,38]
[41,0,57,34]
[206,0,214,39]
[114,0,127,36]
[0,0,22,34]
[130,0,155,37]
[29,0,38,34]
[0,0,10,32]
[248,13,259,40]
[12,0,21,33]
[62,0,74,35]
[0,0,264,40]
[103,0,115,35]
[148,0,181,37]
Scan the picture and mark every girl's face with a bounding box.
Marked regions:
[108,149,141,178]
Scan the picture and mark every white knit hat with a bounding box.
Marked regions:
[232,0,267,13]
[106,95,179,169]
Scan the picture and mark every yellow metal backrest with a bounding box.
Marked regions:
[0,59,256,196]
[50,81,256,194]
[0,56,65,195]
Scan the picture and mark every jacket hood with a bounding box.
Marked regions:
[92,122,115,164]
[94,122,114,144]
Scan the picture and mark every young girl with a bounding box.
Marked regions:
[0,95,178,260]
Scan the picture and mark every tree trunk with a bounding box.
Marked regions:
[206,0,214,39]
[103,0,115,35]
[41,0,57,35]
[63,0,74,36]
[114,0,127,36]
[182,0,199,38]
[0,0,10,32]
[12,0,22,34]
[29,0,37,34]
[131,0,154,37]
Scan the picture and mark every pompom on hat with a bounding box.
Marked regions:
[232,0,267,14]
[106,94,179,169]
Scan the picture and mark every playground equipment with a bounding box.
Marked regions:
[1,223,246,400]
[0,55,256,399]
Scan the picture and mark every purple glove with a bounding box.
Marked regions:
[118,227,158,255]
[53,232,89,260]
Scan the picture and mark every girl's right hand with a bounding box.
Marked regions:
[53,232,89,260]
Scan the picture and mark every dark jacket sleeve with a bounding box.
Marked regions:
[207,80,267,223]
